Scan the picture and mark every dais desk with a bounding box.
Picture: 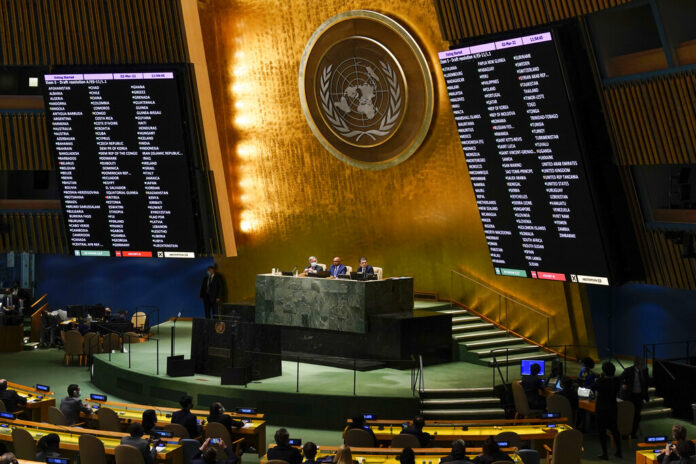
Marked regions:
[255,274,413,333]
[366,423,571,443]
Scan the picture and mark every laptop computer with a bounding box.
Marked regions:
[309,270,330,278]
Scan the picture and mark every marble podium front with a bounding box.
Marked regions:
[254,274,414,333]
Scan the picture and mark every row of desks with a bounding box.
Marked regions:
[8,381,56,422]
[81,398,267,456]
[262,446,524,464]
[346,418,571,443]
[0,418,182,463]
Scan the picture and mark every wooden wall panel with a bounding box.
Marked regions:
[0,114,52,170]
[0,212,66,254]
[434,0,630,42]
[0,0,188,65]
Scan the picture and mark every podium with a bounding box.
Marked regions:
[190,316,281,384]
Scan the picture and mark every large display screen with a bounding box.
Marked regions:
[43,69,199,258]
[439,29,612,285]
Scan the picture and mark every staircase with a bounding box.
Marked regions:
[420,387,505,420]
[430,303,556,367]
[642,386,672,419]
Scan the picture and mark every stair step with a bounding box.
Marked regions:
[452,323,496,333]
[641,408,671,418]
[481,352,556,366]
[646,397,664,407]
[472,344,541,357]
[454,330,508,342]
[452,315,482,324]
[421,387,494,397]
[422,408,506,419]
[422,397,500,406]
[437,309,469,316]
[462,337,526,349]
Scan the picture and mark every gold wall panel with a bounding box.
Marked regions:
[0,212,66,254]
[433,0,631,42]
[198,0,594,348]
[0,114,53,170]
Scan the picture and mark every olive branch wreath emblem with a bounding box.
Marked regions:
[320,60,402,142]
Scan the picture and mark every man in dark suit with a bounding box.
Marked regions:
[440,439,470,464]
[0,379,26,413]
[620,356,649,437]
[59,384,92,425]
[192,438,238,464]
[120,423,156,464]
[207,402,243,432]
[593,362,622,460]
[266,428,302,464]
[400,415,432,447]
[357,257,374,276]
[199,266,223,319]
[172,395,200,439]
[329,257,347,278]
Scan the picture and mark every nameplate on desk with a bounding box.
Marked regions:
[36,384,50,392]
[0,412,15,420]
[208,347,231,358]
[90,393,107,401]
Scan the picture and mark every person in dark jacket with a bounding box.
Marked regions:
[472,437,512,464]
[619,357,650,437]
[303,442,318,464]
[35,433,62,461]
[520,363,546,409]
[0,379,26,413]
[171,395,200,439]
[553,376,579,422]
[400,415,431,447]
[267,428,302,464]
[345,416,376,446]
[593,362,622,460]
[440,439,472,464]
[120,423,156,464]
[658,425,696,463]
[142,409,158,435]
[577,357,597,388]
[398,448,416,464]
[200,266,223,319]
[662,441,696,464]
[207,402,243,432]
[192,438,238,464]
[59,384,92,425]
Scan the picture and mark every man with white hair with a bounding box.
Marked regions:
[303,256,324,275]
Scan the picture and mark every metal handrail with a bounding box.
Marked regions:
[449,269,551,345]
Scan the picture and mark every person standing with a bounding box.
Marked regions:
[200,266,222,319]
[620,356,649,438]
[593,362,622,460]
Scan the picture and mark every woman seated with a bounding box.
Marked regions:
[35,433,62,461]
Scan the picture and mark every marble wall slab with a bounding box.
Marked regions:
[255,275,413,333]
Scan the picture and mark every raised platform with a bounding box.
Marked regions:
[91,318,497,429]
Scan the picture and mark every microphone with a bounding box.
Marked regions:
[291,265,297,272]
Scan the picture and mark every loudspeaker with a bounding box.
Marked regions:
[167,355,195,377]
[221,367,250,385]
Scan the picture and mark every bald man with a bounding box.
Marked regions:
[329,257,347,278]
[0,379,26,413]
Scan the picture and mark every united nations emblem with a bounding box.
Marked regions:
[214,321,226,334]
[300,11,434,170]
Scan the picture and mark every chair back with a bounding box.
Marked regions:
[204,421,232,447]
[345,265,353,274]
[180,438,201,464]
[11,427,36,459]
[131,312,147,330]
[98,406,122,432]
[551,428,583,464]
[345,428,376,447]
[517,449,540,464]
[47,405,68,426]
[0,399,6,412]
[495,431,524,448]
[616,400,635,436]
[123,332,140,344]
[317,263,327,271]
[103,333,121,352]
[115,444,145,464]
[83,332,101,355]
[511,381,531,417]
[64,329,84,355]
[164,422,190,438]
[547,393,574,424]
[373,266,383,280]
[390,433,421,448]
[79,433,107,464]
